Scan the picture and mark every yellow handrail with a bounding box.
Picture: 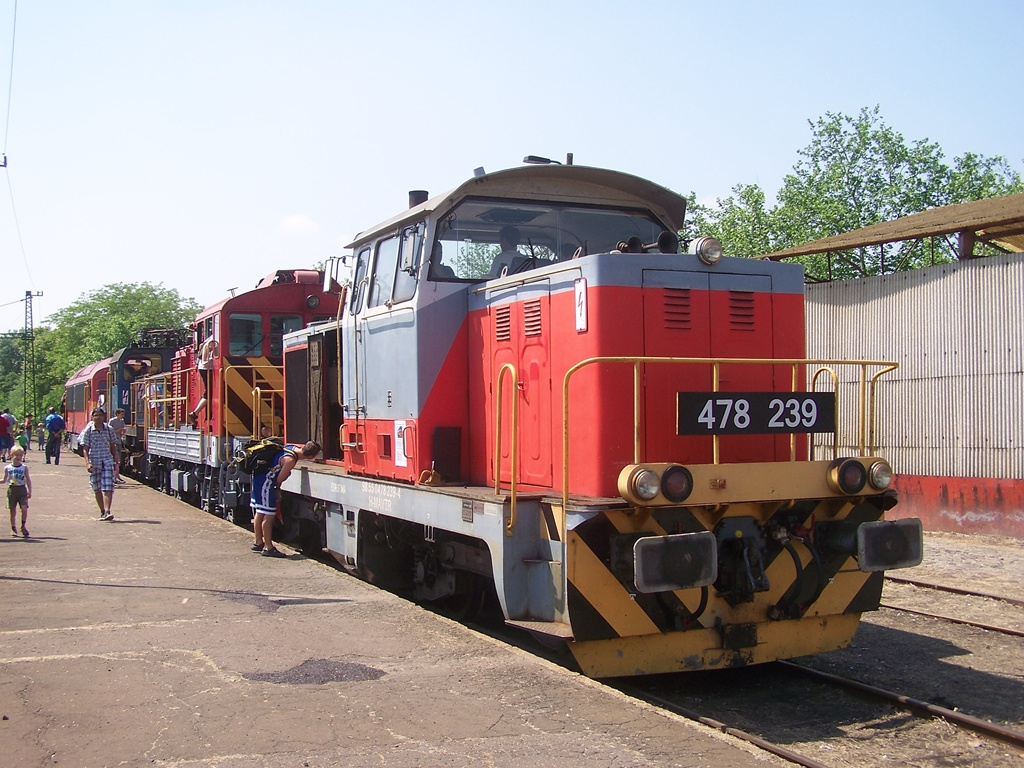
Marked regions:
[494,363,519,536]
[810,366,840,459]
[251,386,284,439]
[560,356,898,513]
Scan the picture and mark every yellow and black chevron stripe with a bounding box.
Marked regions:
[222,357,284,438]
[564,500,885,677]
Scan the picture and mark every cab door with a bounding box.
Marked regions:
[488,279,553,488]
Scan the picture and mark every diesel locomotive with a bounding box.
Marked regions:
[64,162,923,677]
[276,163,924,677]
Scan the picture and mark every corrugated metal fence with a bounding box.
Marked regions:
[805,252,1024,480]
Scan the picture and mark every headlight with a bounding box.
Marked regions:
[868,460,893,490]
[827,458,867,495]
[660,465,693,503]
[688,236,723,265]
[631,468,661,501]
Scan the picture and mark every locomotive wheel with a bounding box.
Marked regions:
[433,572,488,621]
[231,504,251,528]
[298,519,323,557]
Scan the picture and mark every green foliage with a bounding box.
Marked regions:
[453,241,498,279]
[695,106,1024,280]
[0,336,24,411]
[688,184,782,258]
[0,283,200,413]
[46,283,200,379]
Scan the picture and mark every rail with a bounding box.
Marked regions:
[222,363,284,460]
[251,386,284,439]
[493,356,896,533]
[494,363,519,536]
[140,363,286,462]
[141,369,191,430]
[555,356,898,514]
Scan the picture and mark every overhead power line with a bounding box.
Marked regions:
[3,0,16,155]
[1,0,33,291]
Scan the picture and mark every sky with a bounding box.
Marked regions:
[1,0,1022,332]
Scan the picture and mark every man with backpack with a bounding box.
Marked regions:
[250,440,321,558]
[44,407,65,465]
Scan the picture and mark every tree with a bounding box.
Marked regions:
[694,107,1024,280]
[0,335,23,409]
[44,283,201,385]
[688,184,782,258]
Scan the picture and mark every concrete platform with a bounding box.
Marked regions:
[1,454,777,768]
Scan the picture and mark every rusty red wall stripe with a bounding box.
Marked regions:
[890,475,1024,538]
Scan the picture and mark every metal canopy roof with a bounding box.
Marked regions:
[761,192,1024,261]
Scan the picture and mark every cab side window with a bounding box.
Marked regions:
[349,247,371,315]
[392,226,421,303]
[270,315,303,356]
[229,313,264,355]
[369,236,400,308]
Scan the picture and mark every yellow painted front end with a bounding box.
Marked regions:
[562,459,895,677]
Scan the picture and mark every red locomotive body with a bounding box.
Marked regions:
[142,269,340,517]
[64,356,114,451]
[281,164,923,676]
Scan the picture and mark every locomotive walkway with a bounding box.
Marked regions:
[1,453,776,768]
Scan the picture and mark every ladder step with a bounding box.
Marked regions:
[505,619,574,639]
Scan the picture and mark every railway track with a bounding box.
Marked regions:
[886,575,1024,608]
[616,658,1024,768]
[779,660,1024,749]
[878,603,1024,637]
[611,681,834,768]
[882,575,1024,637]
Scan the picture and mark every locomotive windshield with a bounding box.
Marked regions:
[430,199,669,281]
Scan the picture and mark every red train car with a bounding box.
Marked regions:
[64,356,114,451]
[144,269,340,519]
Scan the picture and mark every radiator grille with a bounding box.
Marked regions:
[728,291,756,331]
[663,288,692,330]
[524,299,543,337]
[495,305,511,342]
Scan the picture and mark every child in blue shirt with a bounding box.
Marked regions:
[2,446,32,537]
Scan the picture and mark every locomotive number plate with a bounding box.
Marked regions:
[677,392,836,435]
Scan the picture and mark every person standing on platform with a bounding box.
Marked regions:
[108,408,127,484]
[36,422,45,451]
[80,407,118,521]
[44,407,65,465]
[3,446,32,537]
[250,441,321,558]
[0,409,11,462]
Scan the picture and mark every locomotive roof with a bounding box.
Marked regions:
[346,165,689,249]
[196,270,323,319]
[66,355,114,386]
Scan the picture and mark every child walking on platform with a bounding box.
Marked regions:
[2,446,32,537]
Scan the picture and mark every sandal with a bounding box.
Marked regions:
[21,526,29,538]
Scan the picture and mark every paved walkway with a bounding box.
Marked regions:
[1,453,777,768]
